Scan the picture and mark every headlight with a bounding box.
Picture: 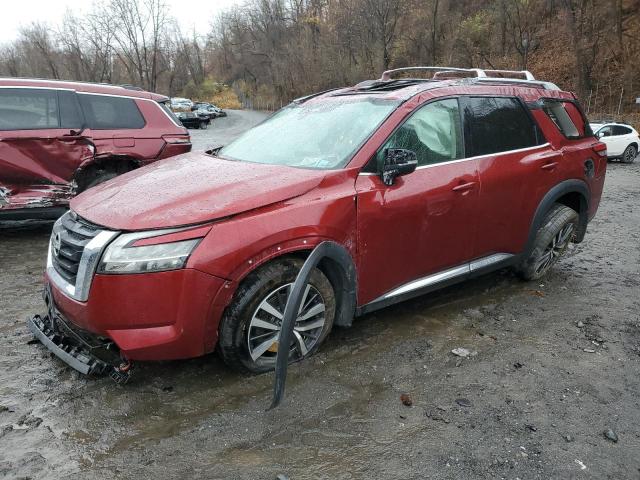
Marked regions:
[98,230,202,274]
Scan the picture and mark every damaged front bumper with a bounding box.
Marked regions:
[27,288,132,383]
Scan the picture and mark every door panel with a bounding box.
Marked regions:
[356,162,479,304]
[473,145,559,257]
[461,96,554,258]
[0,130,93,184]
[355,97,479,305]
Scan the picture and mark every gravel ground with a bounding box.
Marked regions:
[0,117,639,479]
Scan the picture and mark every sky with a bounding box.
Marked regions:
[0,0,244,44]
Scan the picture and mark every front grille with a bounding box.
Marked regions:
[51,213,101,285]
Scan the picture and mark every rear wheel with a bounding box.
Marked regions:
[516,204,579,281]
[199,121,208,130]
[622,144,637,164]
[218,257,336,373]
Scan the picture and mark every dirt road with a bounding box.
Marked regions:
[1,116,639,479]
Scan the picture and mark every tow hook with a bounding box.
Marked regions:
[109,361,133,385]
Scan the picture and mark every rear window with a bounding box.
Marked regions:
[158,101,182,126]
[0,88,59,130]
[542,100,590,139]
[463,96,540,157]
[79,94,145,130]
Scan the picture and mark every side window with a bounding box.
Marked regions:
[612,125,632,136]
[376,98,463,168]
[58,91,83,130]
[542,100,590,138]
[78,94,145,130]
[463,97,538,157]
[0,88,59,131]
[562,102,588,136]
[597,126,613,137]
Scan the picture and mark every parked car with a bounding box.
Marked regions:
[194,102,226,118]
[29,67,607,379]
[170,97,193,110]
[589,121,639,163]
[176,110,210,129]
[194,102,227,119]
[0,79,191,220]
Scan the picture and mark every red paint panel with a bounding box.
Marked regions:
[48,268,225,360]
[355,162,479,304]
[72,154,329,230]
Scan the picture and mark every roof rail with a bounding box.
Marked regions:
[379,66,559,90]
[380,66,485,81]
[471,77,560,91]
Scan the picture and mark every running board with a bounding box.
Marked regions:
[358,253,515,315]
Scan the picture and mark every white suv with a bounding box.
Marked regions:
[590,121,639,163]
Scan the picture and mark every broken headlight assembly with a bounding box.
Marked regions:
[98,230,202,274]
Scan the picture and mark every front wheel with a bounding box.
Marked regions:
[622,144,637,164]
[199,121,208,130]
[516,204,579,281]
[217,258,336,373]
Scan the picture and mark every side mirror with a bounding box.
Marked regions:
[381,148,418,186]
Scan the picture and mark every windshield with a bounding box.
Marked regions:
[219,97,399,169]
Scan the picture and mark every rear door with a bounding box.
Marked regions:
[356,97,480,305]
[0,88,90,189]
[463,96,554,258]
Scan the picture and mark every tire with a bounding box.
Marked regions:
[516,204,579,281]
[199,121,208,130]
[622,144,637,164]
[218,257,336,374]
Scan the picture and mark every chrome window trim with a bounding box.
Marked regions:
[0,85,75,91]
[358,143,551,176]
[46,216,119,302]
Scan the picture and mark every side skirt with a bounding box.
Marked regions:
[356,253,517,316]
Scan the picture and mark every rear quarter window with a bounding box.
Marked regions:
[79,94,145,130]
[542,100,591,139]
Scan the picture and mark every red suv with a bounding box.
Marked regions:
[0,78,191,220]
[28,67,606,378]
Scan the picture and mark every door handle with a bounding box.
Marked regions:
[541,162,558,171]
[452,181,476,192]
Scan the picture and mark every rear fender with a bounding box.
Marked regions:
[524,179,589,257]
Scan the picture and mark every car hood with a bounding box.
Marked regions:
[71,153,327,231]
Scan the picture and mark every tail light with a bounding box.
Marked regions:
[592,142,607,158]
[162,135,191,145]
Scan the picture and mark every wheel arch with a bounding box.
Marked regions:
[228,241,357,329]
[75,155,140,190]
[524,180,590,256]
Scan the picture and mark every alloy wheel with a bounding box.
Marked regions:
[624,146,637,163]
[534,223,575,275]
[247,283,326,362]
